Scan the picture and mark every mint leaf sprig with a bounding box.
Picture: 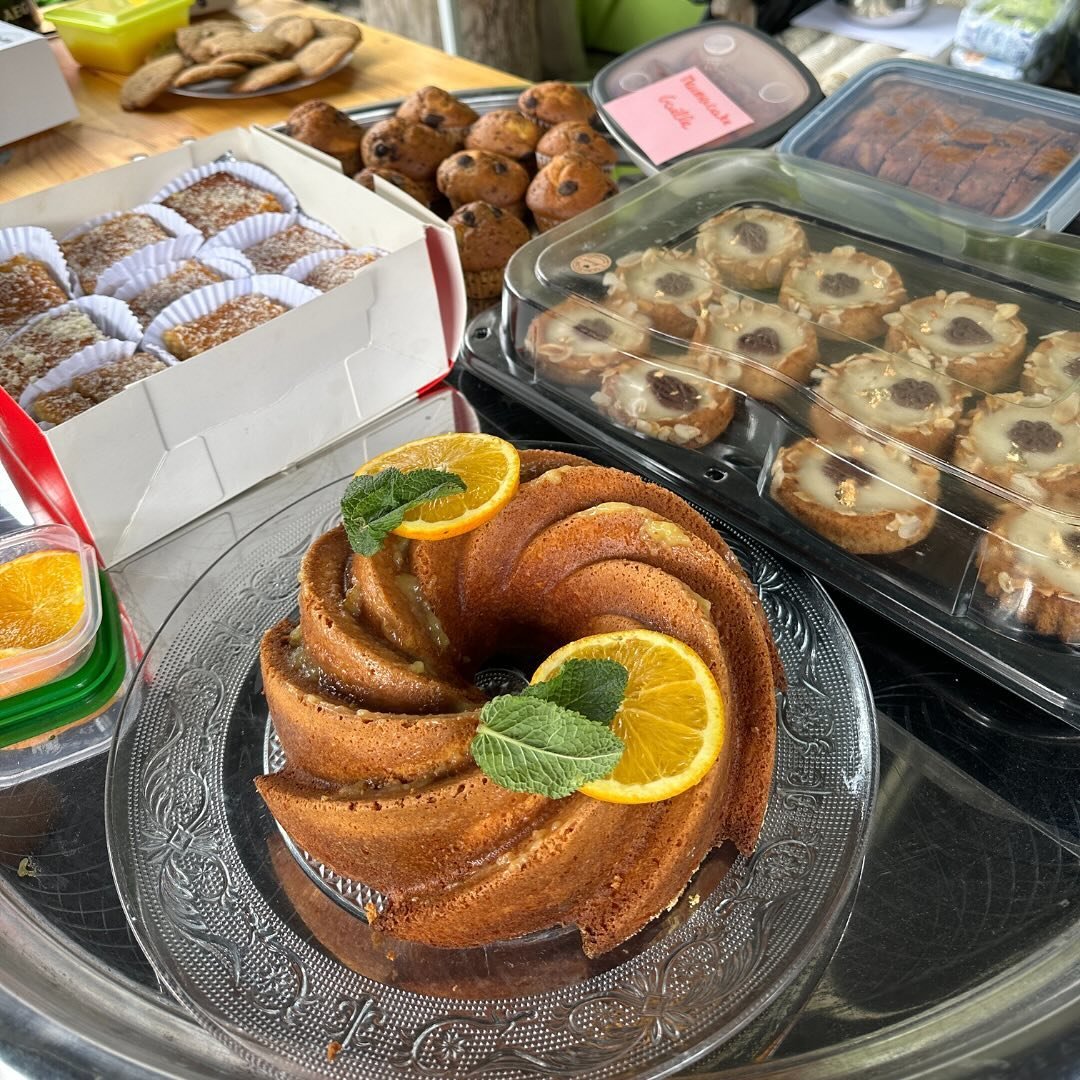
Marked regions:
[471,659,629,799]
[341,467,465,556]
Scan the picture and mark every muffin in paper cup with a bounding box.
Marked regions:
[0,225,75,299]
[282,246,386,290]
[203,212,346,274]
[142,274,320,364]
[105,250,255,327]
[150,161,300,236]
[19,338,140,416]
[60,204,204,297]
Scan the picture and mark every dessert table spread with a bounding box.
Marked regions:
[0,0,523,202]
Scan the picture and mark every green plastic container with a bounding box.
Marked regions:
[0,573,126,750]
[579,0,704,54]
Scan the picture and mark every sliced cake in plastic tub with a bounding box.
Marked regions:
[779,59,1080,233]
[462,148,1080,725]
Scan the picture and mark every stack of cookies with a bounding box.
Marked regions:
[120,15,362,110]
[284,80,621,315]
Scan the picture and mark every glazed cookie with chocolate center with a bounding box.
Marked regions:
[979,505,1080,643]
[810,349,967,457]
[1021,331,1080,398]
[696,209,809,291]
[592,359,736,450]
[771,437,940,554]
[690,292,819,403]
[953,392,1080,505]
[884,291,1027,394]
[604,248,720,340]
[526,297,651,388]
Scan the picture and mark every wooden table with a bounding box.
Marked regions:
[0,0,523,201]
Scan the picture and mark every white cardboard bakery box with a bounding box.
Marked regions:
[0,126,466,566]
[0,25,78,148]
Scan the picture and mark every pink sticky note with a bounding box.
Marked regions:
[604,66,755,166]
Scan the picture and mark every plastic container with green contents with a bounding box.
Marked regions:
[48,0,190,74]
[0,572,126,752]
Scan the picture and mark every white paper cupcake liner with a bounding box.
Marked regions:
[96,241,251,297]
[282,246,386,286]
[59,204,204,296]
[150,160,300,234]
[0,226,75,303]
[105,249,254,315]
[202,213,346,267]
[142,274,321,364]
[19,338,140,416]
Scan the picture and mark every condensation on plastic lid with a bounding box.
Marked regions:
[760,81,795,103]
[0,523,102,700]
[702,32,737,57]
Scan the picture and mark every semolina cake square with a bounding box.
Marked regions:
[32,387,94,425]
[245,224,342,273]
[61,213,173,293]
[161,294,287,360]
[72,352,165,402]
[0,310,104,398]
[162,172,284,236]
[128,260,224,325]
[0,256,69,337]
[303,251,380,292]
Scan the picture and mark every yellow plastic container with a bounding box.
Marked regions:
[48,0,190,74]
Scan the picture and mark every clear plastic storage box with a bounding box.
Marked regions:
[592,21,822,174]
[462,150,1080,726]
[779,60,1080,233]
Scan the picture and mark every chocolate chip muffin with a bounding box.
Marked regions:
[518,81,597,129]
[436,150,530,216]
[536,121,617,172]
[465,110,542,165]
[396,85,479,148]
[526,153,617,232]
[360,117,455,182]
[285,100,365,176]
[449,201,530,317]
[355,166,438,209]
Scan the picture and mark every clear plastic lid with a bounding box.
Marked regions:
[493,150,1080,724]
[592,22,822,173]
[780,60,1080,233]
[0,523,102,701]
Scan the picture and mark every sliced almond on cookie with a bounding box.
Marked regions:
[232,60,301,93]
[293,35,353,78]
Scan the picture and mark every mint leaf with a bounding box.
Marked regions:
[341,467,465,556]
[523,658,628,725]
[471,696,624,799]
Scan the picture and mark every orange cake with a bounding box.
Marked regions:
[244,224,342,274]
[0,256,68,337]
[0,309,104,399]
[256,450,780,957]
[60,213,173,293]
[127,260,224,325]
[161,294,287,360]
[161,172,284,236]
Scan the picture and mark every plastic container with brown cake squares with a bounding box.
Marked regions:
[461,148,1080,727]
[779,60,1080,233]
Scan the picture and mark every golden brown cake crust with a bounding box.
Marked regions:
[0,256,68,337]
[436,149,530,214]
[396,85,478,144]
[518,81,597,128]
[361,117,455,182]
[535,121,617,169]
[162,172,284,237]
[354,167,437,207]
[285,100,365,175]
[161,293,287,359]
[448,200,530,303]
[465,110,542,162]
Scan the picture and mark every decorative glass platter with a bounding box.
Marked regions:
[105,448,876,1079]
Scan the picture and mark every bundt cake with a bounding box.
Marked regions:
[256,449,780,957]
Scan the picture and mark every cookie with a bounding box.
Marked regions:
[232,61,301,93]
[173,61,246,87]
[120,54,187,111]
[264,15,314,51]
[206,30,290,59]
[176,21,236,61]
[311,18,361,43]
[213,50,274,66]
[293,34,353,78]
